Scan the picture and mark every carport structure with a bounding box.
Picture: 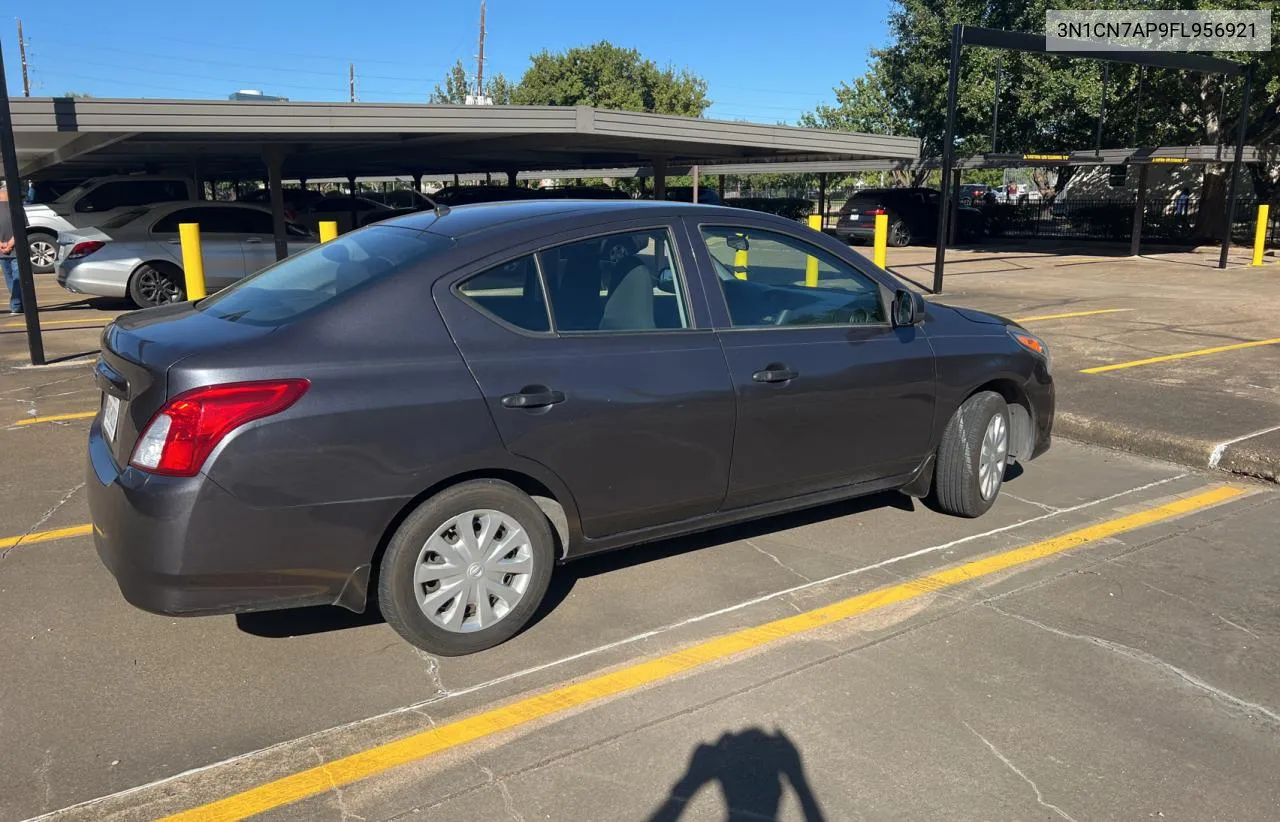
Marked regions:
[5,98,919,364]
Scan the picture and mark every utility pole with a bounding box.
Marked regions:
[17,19,30,97]
[475,0,486,100]
[349,62,356,103]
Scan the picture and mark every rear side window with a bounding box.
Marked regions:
[196,226,452,326]
[457,255,550,333]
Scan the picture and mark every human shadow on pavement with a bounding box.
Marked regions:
[648,727,826,821]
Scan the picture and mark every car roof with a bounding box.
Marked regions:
[381,199,754,240]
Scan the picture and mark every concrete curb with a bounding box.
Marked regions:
[1056,411,1279,484]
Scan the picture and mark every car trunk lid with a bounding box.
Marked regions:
[96,303,278,468]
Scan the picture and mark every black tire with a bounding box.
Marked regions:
[128,263,185,308]
[377,480,555,656]
[931,391,1009,518]
[888,218,912,247]
[28,232,57,274]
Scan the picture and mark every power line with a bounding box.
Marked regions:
[17,18,30,96]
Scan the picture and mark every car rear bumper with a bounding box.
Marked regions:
[88,420,386,616]
[834,225,876,241]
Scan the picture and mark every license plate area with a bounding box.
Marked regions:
[102,393,120,442]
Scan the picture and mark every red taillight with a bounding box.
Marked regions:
[130,380,309,477]
[867,208,887,216]
[67,241,105,259]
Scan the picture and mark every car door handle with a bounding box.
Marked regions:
[501,388,566,409]
[166,238,180,244]
[752,366,798,384]
[244,237,263,243]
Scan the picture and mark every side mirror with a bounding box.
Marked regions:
[892,289,923,327]
[726,234,749,252]
[656,267,676,293]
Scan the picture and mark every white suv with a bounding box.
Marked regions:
[24,176,194,272]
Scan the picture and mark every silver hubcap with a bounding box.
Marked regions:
[30,240,55,267]
[978,413,1009,501]
[413,509,534,633]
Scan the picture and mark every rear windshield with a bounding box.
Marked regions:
[196,226,452,326]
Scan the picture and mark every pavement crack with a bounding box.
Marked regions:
[36,748,53,812]
[413,649,451,700]
[963,722,1078,822]
[311,746,366,822]
[990,605,1280,728]
[479,764,526,822]
[743,539,810,582]
[0,482,84,561]
[1002,492,1062,513]
[1140,582,1263,640]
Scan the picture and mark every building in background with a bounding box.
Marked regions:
[228,89,288,102]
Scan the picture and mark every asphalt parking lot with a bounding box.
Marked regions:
[3,245,1279,821]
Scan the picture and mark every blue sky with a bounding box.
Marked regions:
[1,0,891,124]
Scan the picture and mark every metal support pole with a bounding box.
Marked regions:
[1220,67,1253,269]
[1096,63,1109,156]
[991,53,1002,153]
[818,173,827,229]
[1130,163,1148,257]
[507,169,517,190]
[264,148,288,261]
[347,176,358,232]
[718,174,726,199]
[0,40,43,364]
[652,157,667,201]
[1132,66,1145,146]
[933,24,962,294]
[413,174,422,193]
[949,168,961,244]
[691,165,700,204]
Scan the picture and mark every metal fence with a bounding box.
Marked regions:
[980,197,1276,246]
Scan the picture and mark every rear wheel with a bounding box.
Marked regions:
[28,232,57,274]
[377,480,555,656]
[128,263,185,308]
[888,219,912,247]
[931,391,1009,518]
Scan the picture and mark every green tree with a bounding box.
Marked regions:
[512,41,708,116]
[61,91,94,99]
[429,60,512,104]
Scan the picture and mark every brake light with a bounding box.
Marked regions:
[67,241,105,259]
[130,380,309,476]
[867,208,887,215]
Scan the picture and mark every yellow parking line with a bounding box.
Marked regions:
[13,411,97,426]
[0,523,93,551]
[1,317,111,329]
[1082,337,1280,374]
[159,484,1246,822]
[1014,308,1133,323]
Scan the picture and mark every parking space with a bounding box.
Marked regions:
[3,331,1279,820]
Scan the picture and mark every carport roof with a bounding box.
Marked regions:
[11,98,921,180]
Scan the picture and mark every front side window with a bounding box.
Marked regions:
[536,229,689,333]
[699,226,886,328]
[457,255,550,333]
[196,226,452,326]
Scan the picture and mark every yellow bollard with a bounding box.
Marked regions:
[178,223,207,300]
[805,214,822,287]
[1251,204,1269,267]
[873,213,889,269]
[733,234,749,280]
[319,221,338,243]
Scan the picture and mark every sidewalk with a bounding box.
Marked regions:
[890,242,1280,482]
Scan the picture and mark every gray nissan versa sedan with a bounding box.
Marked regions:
[89,200,1053,656]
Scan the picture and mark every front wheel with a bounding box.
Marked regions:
[931,391,1009,518]
[377,480,555,656]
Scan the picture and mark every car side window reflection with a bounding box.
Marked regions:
[536,229,689,333]
[699,226,886,328]
[457,255,551,333]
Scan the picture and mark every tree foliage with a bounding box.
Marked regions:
[511,41,708,116]
[429,59,512,105]
[805,0,1279,203]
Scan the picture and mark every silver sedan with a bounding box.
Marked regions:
[56,202,315,307]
